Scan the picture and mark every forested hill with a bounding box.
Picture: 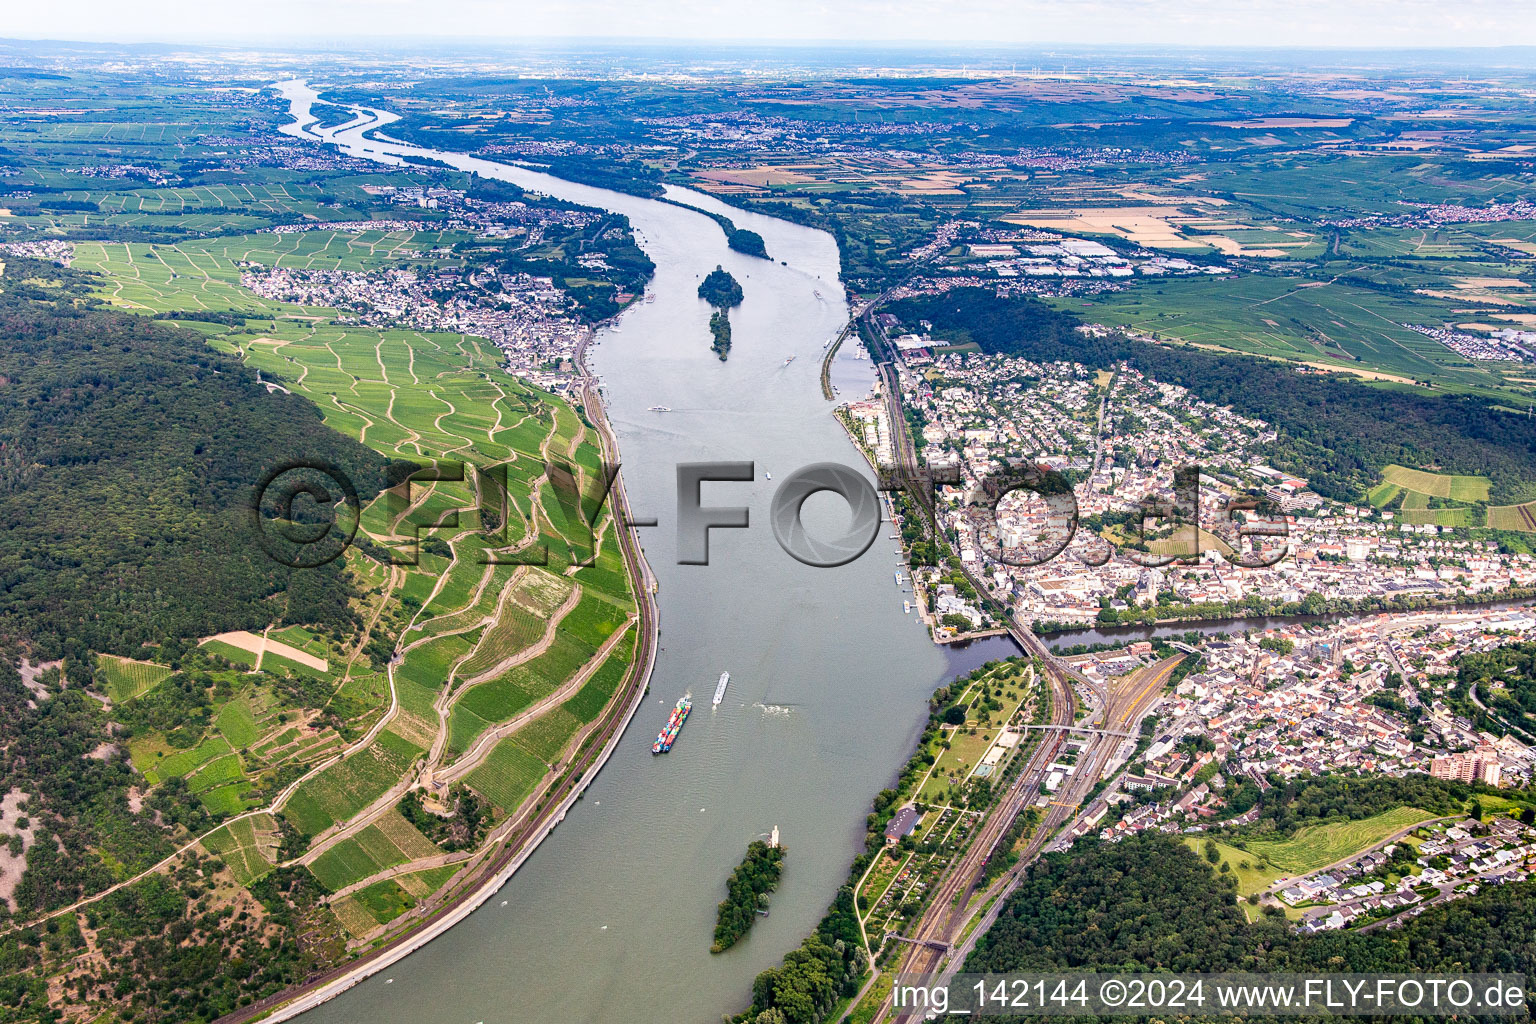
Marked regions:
[889,288,1536,502]
[960,834,1536,1020]
[0,259,391,659]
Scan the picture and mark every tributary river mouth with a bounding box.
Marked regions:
[274,82,974,1024]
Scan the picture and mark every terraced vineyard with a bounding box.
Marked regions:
[75,220,645,946]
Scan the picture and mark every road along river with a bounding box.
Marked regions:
[274,81,970,1024]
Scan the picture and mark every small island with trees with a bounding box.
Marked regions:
[699,265,744,360]
[685,204,770,259]
[727,226,768,259]
[698,264,744,307]
[709,310,733,359]
[712,838,785,953]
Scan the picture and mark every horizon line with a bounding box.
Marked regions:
[5,34,1536,54]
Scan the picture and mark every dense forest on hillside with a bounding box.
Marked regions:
[889,288,1536,501]
[961,834,1536,1021]
[0,260,391,658]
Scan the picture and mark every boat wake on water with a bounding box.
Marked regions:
[752,702,798,717]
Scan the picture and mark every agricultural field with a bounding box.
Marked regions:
[71,240,331,317]
[0,61,656,1024]
[270,624,344,664]
[70,228,462,317]
[464,738,550,812]
[563,632,636,723]
[1058,274,1530,405]
[21,46,1536,1024]
[280,729,424,838]
[1365,465,1506,529]
[349,879,418,926]
[200,814,281,886]
[455,579,567,681]
[329,860,464,938]
[1365,481,1403,508]
[450,663,565,754]
[398,864,462,899]
[96,655,173,702]
[1488,502,1536,532]
[1245,806,1438,875]
[132,734,231,787]
[106,252,643,844]
[1184,837,1288,902]
[1397,507,1478,528]
[163,254,646,867]
[306,808,441,892]
[1380,465,1491,503]
[508,708,583,764]
[200,639,258,668]
[558,591,633,649]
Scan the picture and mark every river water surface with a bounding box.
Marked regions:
[276,81,974,1024]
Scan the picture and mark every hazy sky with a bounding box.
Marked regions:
[8,0,1535,49]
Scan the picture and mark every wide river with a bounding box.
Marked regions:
[276,82,975,1024]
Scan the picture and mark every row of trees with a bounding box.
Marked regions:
[1216,771,1478,836]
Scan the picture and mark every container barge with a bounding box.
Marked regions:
[652,695,692,753]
